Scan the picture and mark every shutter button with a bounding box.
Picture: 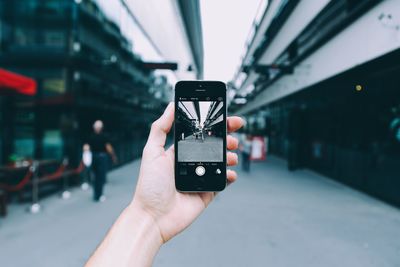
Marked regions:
[195,166,206,176]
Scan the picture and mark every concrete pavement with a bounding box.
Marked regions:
[0,157,400,267]
[178,135,223,162]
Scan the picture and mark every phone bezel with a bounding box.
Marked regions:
[174,81,227,192]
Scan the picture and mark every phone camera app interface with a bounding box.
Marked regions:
[176,99,225,178]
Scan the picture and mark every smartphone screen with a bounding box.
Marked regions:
[174,81,227,192]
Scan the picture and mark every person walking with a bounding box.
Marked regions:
[241,134,252,172]
[85,120,117,202]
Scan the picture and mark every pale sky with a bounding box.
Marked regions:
[200,0,264,82]
[199,101,211,126]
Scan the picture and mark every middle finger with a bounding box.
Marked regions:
[227,151,238,166]
[227,135,239,150]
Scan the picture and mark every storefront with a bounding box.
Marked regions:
[258,49,400,206]
[0,68,37,164]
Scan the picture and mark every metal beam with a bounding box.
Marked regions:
[177,0,204,79]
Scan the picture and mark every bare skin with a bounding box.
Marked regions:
[85,103,244,267]
[105,143,117,164]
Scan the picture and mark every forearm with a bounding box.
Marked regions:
[85,203,163,267]
[105,144,117,161]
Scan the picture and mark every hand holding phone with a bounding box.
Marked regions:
[86,104,243,266]
[174,81,228,192]
[131,99,243,242]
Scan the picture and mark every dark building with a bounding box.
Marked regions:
[231,0,400,206]
[0,0,170,165]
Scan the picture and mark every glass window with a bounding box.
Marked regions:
[44,31,65,47]
[14,137,35,159]
[13,109,35,160]
[43,130,63,160]
[14,27,36,46]
[14,0,70,16]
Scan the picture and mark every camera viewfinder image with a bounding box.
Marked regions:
[176,101,224,162]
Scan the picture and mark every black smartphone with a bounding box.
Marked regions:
[174,81,227,192]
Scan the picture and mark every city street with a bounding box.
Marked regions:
[1,1,400,267]
[1,157,399,267]
[178,135,223,162]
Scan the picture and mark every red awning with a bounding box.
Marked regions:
[0,68,37,95]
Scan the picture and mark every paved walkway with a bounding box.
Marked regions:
[178,135,223,162]
[1,157,400,267]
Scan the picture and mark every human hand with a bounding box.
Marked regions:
[130,102,244,243]
[112,155,118,165]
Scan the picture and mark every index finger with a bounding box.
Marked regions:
[227,116,244,133]
[146,102,174,149]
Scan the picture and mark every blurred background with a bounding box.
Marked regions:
[1,0,400,266]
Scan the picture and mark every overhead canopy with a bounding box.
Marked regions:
[0,68,37,96]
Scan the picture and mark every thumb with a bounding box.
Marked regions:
[145,102,174,151]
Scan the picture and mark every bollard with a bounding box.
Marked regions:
[81,166,90,191]
[61,158,71,200]
[29,161,41,214]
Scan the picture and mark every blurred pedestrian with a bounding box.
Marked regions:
[240,134,252,172]
[84,120,117,202]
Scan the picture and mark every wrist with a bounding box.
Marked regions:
[86,201,163,267]
[126,200,164,246]
[111,202,164,266]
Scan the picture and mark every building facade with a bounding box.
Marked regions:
[0,0,202,166]
[231,0,400,206]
